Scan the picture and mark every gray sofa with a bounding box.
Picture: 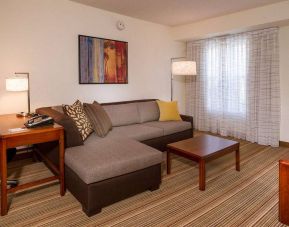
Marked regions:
[103,100,192,141]
[36,99,193,216]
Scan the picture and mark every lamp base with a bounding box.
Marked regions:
[16,112,31,117]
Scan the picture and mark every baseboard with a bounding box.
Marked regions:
[279,141,289,147]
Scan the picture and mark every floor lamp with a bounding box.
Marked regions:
[171,59,196,101]
[6,72,31,117]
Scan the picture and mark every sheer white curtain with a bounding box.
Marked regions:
[186,28,280,146]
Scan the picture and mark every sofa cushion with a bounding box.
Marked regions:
[83,102,112,137]
[63,100,93,141]
[65,134,163,184]
[101,102,140,127]
[108,124,164,141]
[138,101,160,123]
[36,107,83,148]
[144,121,192,136]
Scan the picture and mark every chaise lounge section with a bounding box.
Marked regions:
[36,99,193,216]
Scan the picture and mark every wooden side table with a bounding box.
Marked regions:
[0,114,65,216]
[279,160,289,225]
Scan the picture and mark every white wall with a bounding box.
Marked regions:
[279,26,289,142]
[0,0,186,115]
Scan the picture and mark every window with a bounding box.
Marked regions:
[204,37,247,117]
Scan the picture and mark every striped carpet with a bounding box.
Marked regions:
[1,134,289,226]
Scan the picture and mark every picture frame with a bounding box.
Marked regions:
[78,35,128,84]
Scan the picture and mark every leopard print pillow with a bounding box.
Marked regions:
[63,100,93,141]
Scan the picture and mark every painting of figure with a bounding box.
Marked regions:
[79,35,128,84]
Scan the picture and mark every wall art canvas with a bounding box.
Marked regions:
[79,35,128,84]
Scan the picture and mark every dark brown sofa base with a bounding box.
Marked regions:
[65,164,161,217]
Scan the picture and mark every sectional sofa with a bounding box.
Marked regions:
[36,99,193,216]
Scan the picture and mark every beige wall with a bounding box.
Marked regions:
[0,0,186,115]
[171,1,289,41]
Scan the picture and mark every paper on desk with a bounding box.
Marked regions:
[8,128,27,133]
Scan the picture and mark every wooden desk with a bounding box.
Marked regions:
[0,114,65,216]
[167,135,240,191]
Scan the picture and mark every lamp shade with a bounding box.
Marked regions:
[172,61,196,76]
[6,77,28,91]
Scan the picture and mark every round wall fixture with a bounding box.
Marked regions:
[116,20,125,30]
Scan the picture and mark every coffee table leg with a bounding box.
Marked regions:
[167,151,171,175]
[199,159,206,191]
[236,146,240,171]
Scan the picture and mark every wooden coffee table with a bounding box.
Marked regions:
[167,135,240,191]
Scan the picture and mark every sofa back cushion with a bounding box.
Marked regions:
[138,101,160,123]
[100,102,140,127]
[36,107,83,148]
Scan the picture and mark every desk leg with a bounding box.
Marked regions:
[199,159,206,191]
[167,151,171,175]
[236,146,240,171]
[59,131,66,196]
[0,140,8,216]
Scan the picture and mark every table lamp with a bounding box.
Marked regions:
[6,72,31,117]
[171,59,196,101]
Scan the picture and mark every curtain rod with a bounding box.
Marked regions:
[187,26,279,43]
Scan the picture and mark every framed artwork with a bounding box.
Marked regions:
[79,35,128,84]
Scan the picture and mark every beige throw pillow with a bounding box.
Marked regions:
[63,100,93,141]
[84,102,112,137]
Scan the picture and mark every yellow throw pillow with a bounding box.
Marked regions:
[156,100,182,121]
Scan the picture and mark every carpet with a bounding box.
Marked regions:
[1,135,288,226]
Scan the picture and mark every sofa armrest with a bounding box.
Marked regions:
[36,107,83,148]
[180,114,193,125]
[180,114,194,136]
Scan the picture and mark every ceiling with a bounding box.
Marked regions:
[71,0,285,26]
